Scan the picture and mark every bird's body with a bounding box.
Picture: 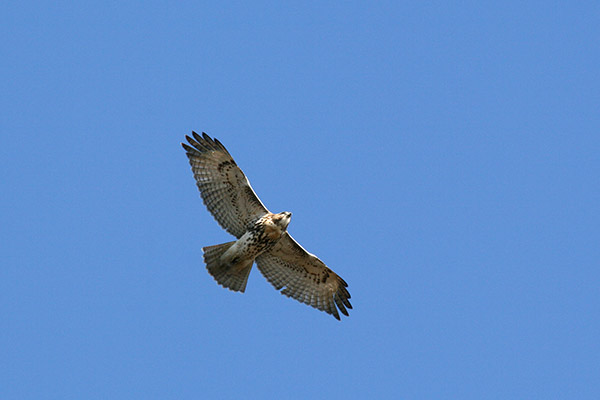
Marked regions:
[220,212,291,270]
[182,132,351,320]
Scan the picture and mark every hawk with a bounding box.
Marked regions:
[182,132,352,320]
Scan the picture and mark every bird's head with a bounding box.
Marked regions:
[274,211,292,230]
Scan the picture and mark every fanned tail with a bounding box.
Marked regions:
[203,242,254,292]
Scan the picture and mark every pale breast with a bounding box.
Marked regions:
[230,225,279,262]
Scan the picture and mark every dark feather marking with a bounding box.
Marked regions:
[321,269,330,283]
[217,160,236,172]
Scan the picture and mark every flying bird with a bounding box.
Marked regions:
[182,132,352,320]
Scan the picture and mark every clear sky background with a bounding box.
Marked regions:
[2,1,598,399]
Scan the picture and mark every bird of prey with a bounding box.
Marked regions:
[182,132,352,320]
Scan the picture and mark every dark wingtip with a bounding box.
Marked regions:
[185,134,196,145]
[187,131,224,152]
[335,294,349,317]
[192,131,203,143]
[181,142,195,153]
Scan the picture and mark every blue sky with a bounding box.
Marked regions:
[2,1,598,399]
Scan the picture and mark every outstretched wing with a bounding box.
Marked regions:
[255,233,352,320]
[182,132,269,238]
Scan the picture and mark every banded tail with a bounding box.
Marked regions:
[203,241,254,292]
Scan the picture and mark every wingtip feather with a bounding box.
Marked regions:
[192,131,203,142]
[344,298,353,309]
[181,142,195,153]
[334,294,349,317]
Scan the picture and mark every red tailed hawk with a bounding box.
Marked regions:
[182,132,352,320]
